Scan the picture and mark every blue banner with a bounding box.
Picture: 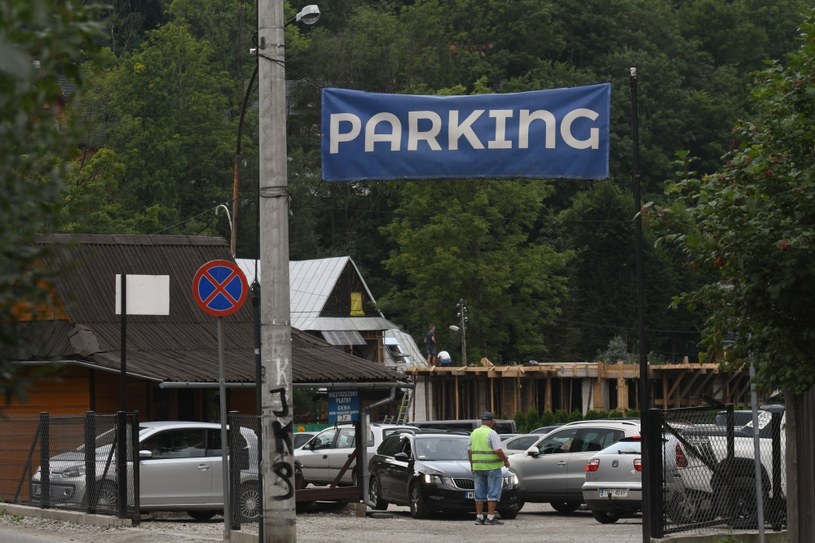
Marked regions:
[321,84,610,182]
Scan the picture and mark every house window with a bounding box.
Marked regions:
[350,292,364,316]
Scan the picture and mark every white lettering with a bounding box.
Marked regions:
[365,112,401,152]
[519,110,557,149]
[488,110,513,149]
[561,108,599,149]
[329,113,361,154]
[407,111,442,151]
[328,108,602,153]
[448,110,485,150]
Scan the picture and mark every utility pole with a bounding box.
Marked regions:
[258,0,295,541]
[457,299,468,366]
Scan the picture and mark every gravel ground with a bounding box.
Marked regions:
[0,502,646,543]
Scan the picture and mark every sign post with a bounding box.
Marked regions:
[192,259,248,543]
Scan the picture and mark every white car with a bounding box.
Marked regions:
[295,423,417,487]
[31,421,259,521]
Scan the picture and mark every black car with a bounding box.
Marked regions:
[368,432,520,519]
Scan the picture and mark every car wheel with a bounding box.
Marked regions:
[591,509,620,524]
[94,481,118,513]
[409,483,427,519]
[368,475,388,510]
[666,490,713,524]
[497,505,519,520]
[549,500,581,514]
[718,475,762,529]
[294,465,307,489]
[238,482,261,522]
[188,510,216,522]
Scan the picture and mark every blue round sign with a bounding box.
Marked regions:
[192,260,248,317]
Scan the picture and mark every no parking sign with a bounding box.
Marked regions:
[192,259,248,317]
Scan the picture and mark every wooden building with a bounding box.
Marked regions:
[407,358,753,421]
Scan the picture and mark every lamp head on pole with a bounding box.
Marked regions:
[295,5,320,25]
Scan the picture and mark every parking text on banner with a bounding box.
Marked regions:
[321,84,610,182]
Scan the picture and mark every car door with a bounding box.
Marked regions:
[297,427,338,483]
[371,435,402,501]
[386,437,414,503]
[327,427,358,483]
[515,427,579,498]
[139,427,213,507]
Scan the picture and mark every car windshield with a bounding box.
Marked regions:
[74,425,149,452]
[414,437,469,461]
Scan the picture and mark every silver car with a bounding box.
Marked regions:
[31,421,260,521]
[509,419,641,513]
[295,423,418,487]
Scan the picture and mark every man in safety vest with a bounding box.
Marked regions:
[468,411,511,525]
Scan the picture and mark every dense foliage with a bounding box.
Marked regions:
[659,9,815,394]
[0,0,104,402]
[4,1,812,382]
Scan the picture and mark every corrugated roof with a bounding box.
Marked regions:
[239,257,388,332]
[15,235,400,385]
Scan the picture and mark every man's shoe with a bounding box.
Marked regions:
[484,518,503,525]
[474,517,485,525]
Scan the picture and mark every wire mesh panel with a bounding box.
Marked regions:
[0,412,138,520]
[228,412,261,526]
[659,404,786,537]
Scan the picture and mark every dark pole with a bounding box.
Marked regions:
[629,66,650,542]
[120,274,127,412]
[230,62,259,257]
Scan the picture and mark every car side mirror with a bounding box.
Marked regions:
[394,452,410,461]
[139,449,153,460]
[526,448,540,458]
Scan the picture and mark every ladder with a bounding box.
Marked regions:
[395,388,413,424]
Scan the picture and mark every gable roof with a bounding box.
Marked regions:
[238,256,396,333]
[15,234,401,385]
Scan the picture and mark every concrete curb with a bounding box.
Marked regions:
[652,531,787,543]
[0,503,132,528]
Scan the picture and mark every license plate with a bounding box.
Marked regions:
[599,488,628,498]
[464,491,474,499]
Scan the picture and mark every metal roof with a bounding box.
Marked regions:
[238,256,393,332]
[14,235,401,385]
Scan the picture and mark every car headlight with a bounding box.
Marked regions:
[422,473,444,485]
[502,474,519,489]
[61,464,86,479]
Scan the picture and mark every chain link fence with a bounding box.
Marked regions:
[649,404,786,538]
[0,412,139,521]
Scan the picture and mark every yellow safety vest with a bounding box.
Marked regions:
[470,426,503,470]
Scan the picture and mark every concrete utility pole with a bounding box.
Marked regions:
[258,0,295,541]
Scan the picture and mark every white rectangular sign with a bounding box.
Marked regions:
[115,274,170,315]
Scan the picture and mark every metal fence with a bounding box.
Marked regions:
[648,404,787,538]
[0,412,139,521]
[0,411,262,527]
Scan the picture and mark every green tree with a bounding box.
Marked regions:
[661,10,815,394]
[380,179,571,363]
[68,22,234,235]
[0,0,103,402]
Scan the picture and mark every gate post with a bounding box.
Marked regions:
[647,408,664,538]
[84,411,96,513]
[39,412,50,509]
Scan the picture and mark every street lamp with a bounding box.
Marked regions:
[230,4,320,257]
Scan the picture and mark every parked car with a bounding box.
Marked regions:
[509,419,641,513]
[294,423,418,487]
[368,431,520,519]
[582,431,719,525]
[30,421,260,522]
[501,434,540,455]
